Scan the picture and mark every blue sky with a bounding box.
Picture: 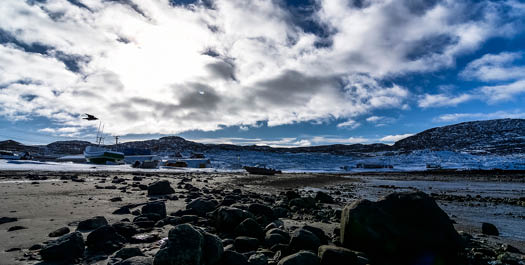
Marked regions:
[1,0,525,146]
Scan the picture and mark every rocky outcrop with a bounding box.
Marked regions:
[40,231,85,261]
[340,191,462,264]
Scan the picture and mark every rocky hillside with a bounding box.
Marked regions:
[394,119,525,154]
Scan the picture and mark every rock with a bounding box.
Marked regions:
[248,203,275,221]
[221,250,249,265]
[272,207,289,218]
[315,192,333,204]
[115,247,144,260]
[112,222,139,239]
[265,233,287,247]
[481,222,499,236]
[6,247,21,252]
[285,191,300,200]
[120,256,154,265]
[113,206,132,215]
[216,206,254,232]
[77,216,109,231]
[29,244,43,250]
[289,228,321,252]
[317,245,358,265]
[278,251,320,265]
[142,201,167,219]
[340,191,462,263]
[7,225,27,231]
[234,218,265,240]
[301,225,328,245]
[148,180,175,196]
[289,197,316,209]
[202,231,224,265]
[0,217,17,225]
[40,231,85,261]
[234,236,259,253]
[154,224,203,265]
[86,225,126,253]
[187,198,217,217]
[49,227,70,237]
[248,253,268,265]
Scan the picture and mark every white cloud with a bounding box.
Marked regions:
[336,119,360,129]
[379,133,414,143]
[435,110,525,122]
[461,52,525,82]
[418,93,473,108]
[479,80,525,103]
[0,0,522,135]
[311,136,368,145]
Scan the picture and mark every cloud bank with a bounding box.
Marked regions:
[0,0,522,136]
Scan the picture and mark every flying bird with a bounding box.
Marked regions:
[83,113,98,121]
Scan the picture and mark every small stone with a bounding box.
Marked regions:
[234,218,265,240]
[153,224,203,265]
[315,192,334,204]
[248,253,268,265]
[221,250,249,265]
[234,236,259,253]
[115,247,144,260]
[29,244,42,251]
[77,216,108,231]
[49,227,70,237]
[186,198,217,217]
[289,228,320,252]
[278,251,320,265]
[0,217,18,225]
[86,225,126,253]
[7,225,27,232]
[481,222,499,236]
[142,201,167,219]
[317,245,358,265]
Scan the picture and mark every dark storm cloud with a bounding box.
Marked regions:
[205,61,236,81]
[254,70,338,105]
[177,83,222,110]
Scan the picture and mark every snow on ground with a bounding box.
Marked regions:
[1,149,525,172]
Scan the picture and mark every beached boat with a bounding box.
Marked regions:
[244,166,282,175]
[83,146,125,165]
[0,150,19,160]
[129,155,162,169]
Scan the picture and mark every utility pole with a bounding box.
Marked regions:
[114,136,120,145]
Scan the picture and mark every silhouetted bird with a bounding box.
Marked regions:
[83,113,98,121]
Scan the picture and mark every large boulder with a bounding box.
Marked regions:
[215,206,254,232]
[234,218,265,240]
[315,192,334,204]
[142,201,167,219]
[148,180,175,196]
[154,224,203,265]
[482,222,499,236]
[77,216,108,231]
[340,191,462,264]
[187,198,217,217]
[86,225,126,253]
[201,231,224,265]
[278,251,320,265]
[40,231,85,261]
[317,245,358,265]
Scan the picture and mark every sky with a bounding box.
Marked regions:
[1,0,525,147]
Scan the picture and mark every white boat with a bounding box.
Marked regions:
[83,146,125,165]
[0,150,19,160]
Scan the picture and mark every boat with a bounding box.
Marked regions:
[129,155,162,169]
[0,150,20,160]
[84,146,125,165]
[244,166,282,175]
[164,158,210,168]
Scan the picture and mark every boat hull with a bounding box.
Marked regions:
[84,146,124,165]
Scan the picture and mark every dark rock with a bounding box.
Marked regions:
[29,244,43,250]
[154,224,203,265]
[221,250,249,265]
[147,180,175,196]
[248,253,268,265]
[187,198,217,217]
[86,225,126,253]
[265,233,287,247]
[234,218,265,240]
[202,231,224,265]
[340,191,462,264]
[272,207,289,218]
[7,225,27,231]
[285,191,300,200]
[77,216,109,231]
[216,206,254,232]
[120,256,154,265]
[130,233,160,244]
[115,247,144,260]
[481,222,499,236]
[234,236,259,253]
[40,231,85,261]
[289,197,316,209]
[301,225,327,245]
[0,217,17,225]
[142,201,167,219]
[289,228,320,252]
[112,222,139,239]
[113,206,132,215]
[6,247,21,252]
[248,204,275,221]
[315,192,334,204]
[49,227,70,237]
[278,251,320,265]
[317,245,358,265]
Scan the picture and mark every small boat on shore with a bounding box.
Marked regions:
[244,166,282,175]
[84,146,125,165]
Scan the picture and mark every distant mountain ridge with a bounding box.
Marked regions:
[1,118,524,156]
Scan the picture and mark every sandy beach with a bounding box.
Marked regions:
[0,170,524,265]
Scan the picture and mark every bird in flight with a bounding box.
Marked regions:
[83,113,98,121]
